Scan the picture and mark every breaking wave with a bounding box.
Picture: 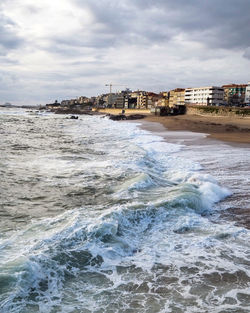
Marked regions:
[0,109,249,313]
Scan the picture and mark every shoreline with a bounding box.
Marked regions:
[42,106,250,145]
[143,114,250,145]
[133,116,250,230]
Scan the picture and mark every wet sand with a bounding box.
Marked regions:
[133,114,250,230]
[144,114,250,144]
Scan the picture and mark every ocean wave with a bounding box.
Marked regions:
[0,112,249,313]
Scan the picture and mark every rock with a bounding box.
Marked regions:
[109,114,127,121]
[126,114,145,120]
[109,114,146,121]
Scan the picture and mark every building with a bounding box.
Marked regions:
[185,86,224,106]
[155,92,169,107]
[112,89,132,108]
[61,100,71,106]
[169,88,185,107]
[147,92,160,108]
[60,99,78,106]
[155,97,169,107]
[245,82,250,104]
[137,91,148,108]
[99,93,119,107]
[115,94,125,108]
[222,84,247,106]
[77,96,88,104]
[46,100,60,108]
[129,91,140,108]
[124,95,137,108]
[126,91,138,108]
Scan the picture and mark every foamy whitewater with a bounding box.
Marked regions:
[0,108,250,313]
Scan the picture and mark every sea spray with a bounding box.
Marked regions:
[0,108,249,313]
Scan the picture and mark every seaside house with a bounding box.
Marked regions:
[128,90,147,109]
[114,89,132,108]
[156,92,169,107]
[222,84,247,106]
[61,100,71,107]
[130,91,140,108]
[115,93,126,108]
[185,86,224,106]
[124,92,138,108]
[68,99,78,106]
[103,93,119,107]
[169,88,185,107]
[147,92,160,108]
[124,95,136,109]
[77,96,89,104]
[245,82,250,104]
[45,100,60,109]
[137,91,148,108]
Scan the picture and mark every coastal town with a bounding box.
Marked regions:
[45,82,250,114]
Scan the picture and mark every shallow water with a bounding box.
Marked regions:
[0,108,250,313]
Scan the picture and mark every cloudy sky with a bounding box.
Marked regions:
[1,0,250,105]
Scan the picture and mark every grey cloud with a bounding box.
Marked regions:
[243,47,250,60]
[0,69,19,93]
[133,0,250,49]
[0,12,23,55]
[70,0,250,52]
[0,55,19,65]
[1,0,249,106]
[50,0,172,53]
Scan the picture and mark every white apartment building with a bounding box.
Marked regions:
[185,86,225,106]
[245,82,250,103]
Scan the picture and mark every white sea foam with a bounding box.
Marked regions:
[0,112,250,313]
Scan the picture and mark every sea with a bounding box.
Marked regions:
[0,107,250,313]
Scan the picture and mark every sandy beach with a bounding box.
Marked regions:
[143,114,250,144]
[134,114,250,230]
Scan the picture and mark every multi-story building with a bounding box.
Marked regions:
[185,86,224,106]
[134,91,148,108]
[61,100,71,106]
[95,95,105,107]
[77,96,88,104]
[115,93,125,108]
[139,91,148,108]
[156,97,169,107]
[61,99,78,106]
[147,92,160,108]
[101,93,119,107]
[245,82,250,104]
[222,84,247,106]
[113,89,132,108]
[124,95,137,108]
[169,88,185,107]
[157,92,169,107]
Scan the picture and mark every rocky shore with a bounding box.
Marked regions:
[46,106,147,121]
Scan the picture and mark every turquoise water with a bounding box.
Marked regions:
[0,108,249,313]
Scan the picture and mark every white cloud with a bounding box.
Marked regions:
[0,0,250,105]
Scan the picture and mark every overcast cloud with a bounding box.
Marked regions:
[0,0,250,105]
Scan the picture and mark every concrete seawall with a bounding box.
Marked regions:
[92,108,151,115]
